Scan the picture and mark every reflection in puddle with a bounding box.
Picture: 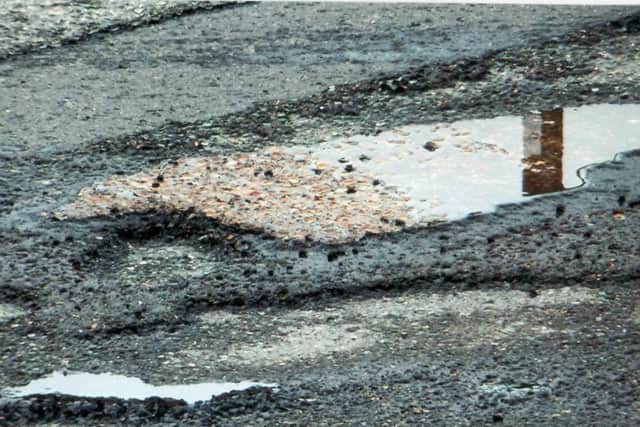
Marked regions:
[523,109,565,196]
[2,371,277,404]
[55,103,639,243]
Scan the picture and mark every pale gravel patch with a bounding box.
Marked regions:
[186,287,603,368]
[199,310,243,326]
[0,303,26,323]
[225,324,376,366]
[183,323,377,367]
[632,303,640,325]
[112,243,220,283]
[282,286,604,322]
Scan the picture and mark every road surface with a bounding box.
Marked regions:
[1,2,639,426]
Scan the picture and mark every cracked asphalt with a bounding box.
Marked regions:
[1,2,639,426]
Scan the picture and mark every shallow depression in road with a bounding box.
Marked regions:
[2,372,277,404]
[55,103,640,242]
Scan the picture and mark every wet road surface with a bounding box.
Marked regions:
[1,2,640,426]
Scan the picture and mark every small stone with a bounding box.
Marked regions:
[423,141,439,151]
[327,251,345,262]
[612,210,625,220]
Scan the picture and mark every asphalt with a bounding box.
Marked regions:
[1,2,639,426]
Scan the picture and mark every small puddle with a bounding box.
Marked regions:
[55,103,639,243]
[2,371,277,404]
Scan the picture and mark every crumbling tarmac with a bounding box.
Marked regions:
[1,2,639,426]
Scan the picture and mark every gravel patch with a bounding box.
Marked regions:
[0,303,25,323]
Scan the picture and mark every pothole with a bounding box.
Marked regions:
[54,103,640,243]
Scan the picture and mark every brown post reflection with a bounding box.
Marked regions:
[522,109,564,196]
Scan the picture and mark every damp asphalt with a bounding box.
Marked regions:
[1,2,640,426]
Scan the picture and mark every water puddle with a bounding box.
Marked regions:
[287,103,640,223]
[2,371,277,404]
[55,103,639,243]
